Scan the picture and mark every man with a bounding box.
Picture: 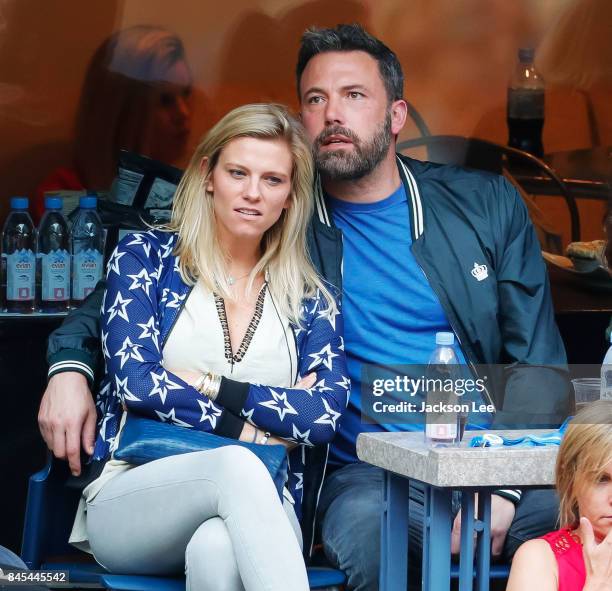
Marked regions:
[39,25,568,590]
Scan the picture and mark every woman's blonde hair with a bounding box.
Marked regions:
[169,103,336,325]
[556,399,612,528]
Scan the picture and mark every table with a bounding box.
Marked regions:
[356,430,558,591]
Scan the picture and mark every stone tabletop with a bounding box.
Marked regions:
[356,430,558,488]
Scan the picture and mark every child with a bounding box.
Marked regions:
[507,400,612,591]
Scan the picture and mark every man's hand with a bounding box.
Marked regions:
[451,494,516,556]
[38,372,97,476]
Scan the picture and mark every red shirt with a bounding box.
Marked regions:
[34,167,83,223]
[541,528,586,591]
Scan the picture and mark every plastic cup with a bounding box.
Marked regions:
[571,378,601,410]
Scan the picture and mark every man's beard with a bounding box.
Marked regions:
[313,113,393,181]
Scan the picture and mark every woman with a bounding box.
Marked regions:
[507,400,612,591]
[34,25,193,221]
[69,103,348,591]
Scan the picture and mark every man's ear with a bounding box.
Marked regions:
[200,157,213,192]
[390,99,408,136]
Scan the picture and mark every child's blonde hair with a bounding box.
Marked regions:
[556,399,612,527]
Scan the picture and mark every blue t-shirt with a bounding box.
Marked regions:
[328,184,466,465]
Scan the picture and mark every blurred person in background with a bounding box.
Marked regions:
[33,25,193,222]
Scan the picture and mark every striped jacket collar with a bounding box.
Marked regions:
[313,154,425,240]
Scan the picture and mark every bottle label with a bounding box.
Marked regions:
[507,88,545,119]
[425,387,459,443]
[3,249,35,301]
[39,249,70,301]
[72,249,103,301]
[425,422,458,440]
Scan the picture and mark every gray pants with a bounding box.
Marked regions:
[86,447,308,591]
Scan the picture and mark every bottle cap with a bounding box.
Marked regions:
[10,196,29,210]
[435,332,455,346]
[518,48,535,63]
[79,195,98,209]
[44,196,63,210]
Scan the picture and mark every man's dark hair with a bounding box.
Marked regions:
[296,24,404,103]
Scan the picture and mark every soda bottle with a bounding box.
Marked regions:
[424,332,463,447]
[71,195,105,306]
[1,197,36,313]
[507,48,545,157]
[37,196,70,312]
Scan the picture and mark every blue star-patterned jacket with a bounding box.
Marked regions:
[94,229,349,519]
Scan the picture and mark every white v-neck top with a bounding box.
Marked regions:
[162,280,297,387]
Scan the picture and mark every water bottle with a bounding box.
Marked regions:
[70,195,105,306]
[36,196,71,312]
[507,48,545,157]
[601,333,612,400]
[424,332,463,447]
[1,197,36,313]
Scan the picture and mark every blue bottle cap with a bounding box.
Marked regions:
[79,195,98,209]
[518,48,535,63]
[10,196,29,210]
[44,196,63,210]
[435,332,455,346]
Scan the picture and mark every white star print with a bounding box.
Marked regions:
[160,237,174,259]
[107,250,126,276]
[197,398,222,429]
[155,408,192,427]
[314,399,342,430]
[308,343,338,372]
[114,336,144,369]
[335,376,350,391]
[167,292,186,308]
[127,268,153,297]
[241,408,255,424]
[313,378,333,392]
[107,292,133,323]
[149,370,182,404]
[317,306,340,330]
[126,234,151,258]
[99,412,115,441]
[259,389,298,421]
[291,425,313,446]
[115,375,140,403]
[137,316,160,350]
[101,330,110,359]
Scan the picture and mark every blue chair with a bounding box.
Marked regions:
[22,457,346,590]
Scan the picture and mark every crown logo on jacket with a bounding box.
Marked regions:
[471,262,488,281]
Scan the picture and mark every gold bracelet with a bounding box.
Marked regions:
[204,373,221,401]
[193,373,207,393]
